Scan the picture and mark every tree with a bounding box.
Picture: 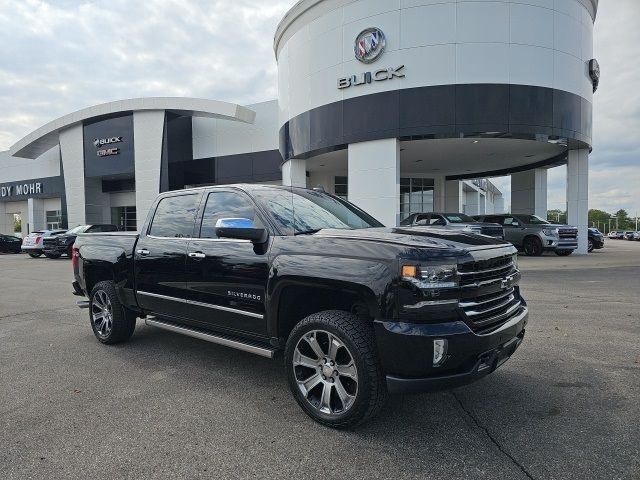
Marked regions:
[588,209,612,232]
[547,209,566,224]
[614,209,633,230]
[13,215,21,233]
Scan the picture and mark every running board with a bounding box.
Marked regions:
[145,318,275,359]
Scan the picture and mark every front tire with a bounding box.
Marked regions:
[523,237,543,256]
[89,281,136,344]
[555,250,573,256]
[28,252,42,258]
[588,239,594,252]
[285,310,387,429]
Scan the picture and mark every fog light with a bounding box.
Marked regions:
[433,339,448,367]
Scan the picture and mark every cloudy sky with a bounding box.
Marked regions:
[0,0,638,215]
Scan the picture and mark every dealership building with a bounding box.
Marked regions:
[0,0,597,252]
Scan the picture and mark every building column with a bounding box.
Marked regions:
[444,180,463,212]
[134,110,165,226]
[567,149,589,255]
[433,176,446,212]
[28,198,45,233]
[511,168,548,218]
[348,138,399,227]
[60,124,86,227]
[282,159,307,187]
[0,202,11,235]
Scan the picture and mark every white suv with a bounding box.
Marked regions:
[21,230,67,258]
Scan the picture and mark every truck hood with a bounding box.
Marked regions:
[314,227,510,251]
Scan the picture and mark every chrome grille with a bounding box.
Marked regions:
[458,254,522,332]
[558,228,577,240]
[457,255,516,286]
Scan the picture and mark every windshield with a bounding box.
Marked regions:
[518,215,549,225]
[444,213,475,223]
[66,225,89,234]
[253,188,383,235]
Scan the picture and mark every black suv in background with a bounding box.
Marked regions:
[44,224,118,258]
[588,228,605,252]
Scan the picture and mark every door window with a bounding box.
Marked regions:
[199,191,261,239]
[501,217,520,227]
[149,194,199,238]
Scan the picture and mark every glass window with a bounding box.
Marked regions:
[400,178,434,221]
[334,176,348,200]
[112,206,137,231]
[517,215,549,225]
[444,213,475,223]
[199,191,261,239]
[46,210,62,230]
[87,225,118,233]
[252,187,383,235]
[149,194,199,238]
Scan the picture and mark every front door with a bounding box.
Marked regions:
[135,192,202,319]
[185,189,270,337]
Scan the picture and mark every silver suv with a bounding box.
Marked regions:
[400,212,504,238]
[474,214,578,256]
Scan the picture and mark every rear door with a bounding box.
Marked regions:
[135,192,203,319]
[184,189,270,337]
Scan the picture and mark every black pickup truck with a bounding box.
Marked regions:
[72,184,528,428]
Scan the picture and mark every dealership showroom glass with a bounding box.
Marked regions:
[0,0,598,254]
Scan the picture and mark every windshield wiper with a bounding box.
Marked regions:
[294,229,322,236]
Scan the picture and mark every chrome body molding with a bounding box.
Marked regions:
[137,290,264,319]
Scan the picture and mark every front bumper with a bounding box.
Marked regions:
[375,306,528,394]
[44,244,71,255]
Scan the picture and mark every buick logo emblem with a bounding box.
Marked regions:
[354,27,386,64]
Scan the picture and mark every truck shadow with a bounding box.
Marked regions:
[116,323,624,477]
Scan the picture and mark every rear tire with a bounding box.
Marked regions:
[28,252,42,258]
[587,239,594,252]
[555,250,573,256]
[44,253,61,259]
[285,310,387,429]
[523,237,543,256]
[89,281,136,344]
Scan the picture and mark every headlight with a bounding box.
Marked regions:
[402,264,458,288]
[542,228,558,236]
[513,254,519,270]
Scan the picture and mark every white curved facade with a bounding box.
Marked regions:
[276,0,596,129]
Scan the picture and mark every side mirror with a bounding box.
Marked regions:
[215,218,267,243]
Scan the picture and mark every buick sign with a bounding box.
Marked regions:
[93,136,122,148]
[354,27,386,64]
[94,136,123,157]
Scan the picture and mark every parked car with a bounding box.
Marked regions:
[21,229,67,258]
[607,231,623,239]
[71,185,528,428]
[44,224,118,258]
[0,234,22,254]
[623,231,638,241]
[474,214,578,256]
[400,212,504,238]
[588,228,605,252]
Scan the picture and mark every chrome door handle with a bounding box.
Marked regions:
[188,252,206,259]
[137,249,150,256]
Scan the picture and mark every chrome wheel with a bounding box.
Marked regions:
[293,330,358,415]
[91,290,114,338]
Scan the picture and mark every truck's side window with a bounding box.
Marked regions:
[199,191,262,239]
[149,194,199,238]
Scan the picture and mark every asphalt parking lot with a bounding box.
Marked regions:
[1,241,639,480]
